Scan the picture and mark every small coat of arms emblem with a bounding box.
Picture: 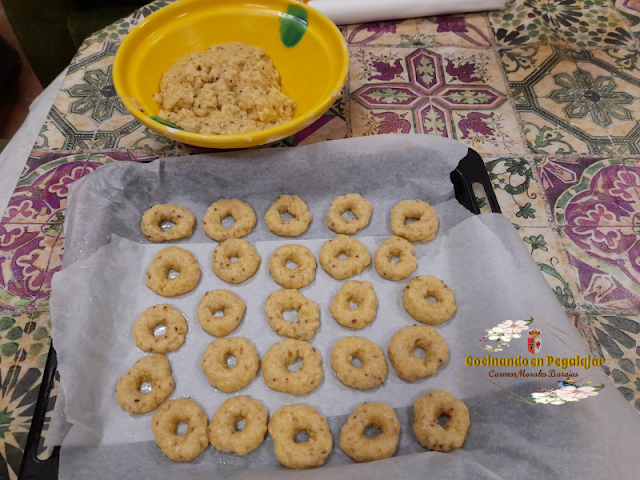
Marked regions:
[527,329,541,354]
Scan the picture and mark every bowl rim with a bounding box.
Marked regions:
[112,0,349,148]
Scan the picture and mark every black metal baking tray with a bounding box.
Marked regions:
[18,146,501,480]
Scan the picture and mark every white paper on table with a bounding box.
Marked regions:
[307,0,507,26]
[48,136,640,479]
[0,70,66,215]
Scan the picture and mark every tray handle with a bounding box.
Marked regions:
[450,148,501,215]
[18,346,60,480]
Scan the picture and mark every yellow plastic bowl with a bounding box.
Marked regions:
[113,0,348,149]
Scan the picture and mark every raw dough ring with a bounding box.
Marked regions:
[268,405,332,469]
[374,236,417,281]
[265,289,320,340]
[264,195,312,237]
[141,204,196,242]
[209,396,268,456]
[200,338,260,392]
[197,289,245,337]
[263,339,323,394]
[391,200,439,243]
[340,403,400,463]
[413,390,470,452]
[330,281,378,329]
[327,194,372,235]
[151,398,209,462]
[203,199,256,241]
[269,244,317,289]
[388,326,449,381]
[115,354,174,414]
[212,238,261,284]
[331,337,387,390]
[403,275,456,325]
[133,304,187,354]
[145,246,201,297]
[319,235,371,280]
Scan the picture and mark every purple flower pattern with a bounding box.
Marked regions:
[0,224,58,307]
[539,157,640,309]
[458,112,495,138]
[435,16,468,33]
[373,112,412,134]
[446,61,483,83]
[370,59,404,81]
[352,49,507,143]
[348,21,403,44]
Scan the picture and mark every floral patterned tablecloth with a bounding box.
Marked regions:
[2,0,640,478]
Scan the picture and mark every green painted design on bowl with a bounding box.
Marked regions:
[280,5,308,47]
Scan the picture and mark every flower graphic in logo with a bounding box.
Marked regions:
[480,319,533,350]
[556,385,599,400]
[531,390,568,405]
[497,319,530,333]
[526,381,605,405]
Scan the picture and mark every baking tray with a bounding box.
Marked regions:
[18,147,500,480]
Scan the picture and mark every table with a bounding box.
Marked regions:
[1,0,640,477]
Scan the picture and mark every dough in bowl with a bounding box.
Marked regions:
[154,42,296,135]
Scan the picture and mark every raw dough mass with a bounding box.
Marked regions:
[154,42,296,135]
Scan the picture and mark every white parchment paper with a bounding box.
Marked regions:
[49,136,640,479]
[307,0,506,26]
